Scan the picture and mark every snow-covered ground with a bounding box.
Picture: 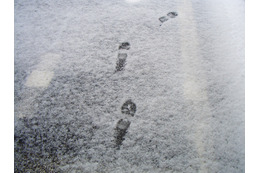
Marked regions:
[14,0,244,172]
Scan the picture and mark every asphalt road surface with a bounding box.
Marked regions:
[14,0,244,172]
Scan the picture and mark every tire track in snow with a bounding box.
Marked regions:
[178,0,217,172]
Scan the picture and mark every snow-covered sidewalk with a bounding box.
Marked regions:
[14,0,244,172]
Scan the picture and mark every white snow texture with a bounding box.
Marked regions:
[14,0,244,172]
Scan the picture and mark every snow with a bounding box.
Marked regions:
[25,70,54,87]
[14,0,244,172]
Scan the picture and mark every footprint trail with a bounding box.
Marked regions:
[159,11,178,26]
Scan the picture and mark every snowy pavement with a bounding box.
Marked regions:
[14,0,244,172]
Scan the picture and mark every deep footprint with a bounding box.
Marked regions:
[115,53,127,72]
[167,12,178,18]
[114,119,131,149]
[121,99,136,117]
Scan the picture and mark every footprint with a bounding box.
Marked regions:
[159,16,168,23]
[159,11,178,26]
[121,99,136,117]
[114,119,131,149]
[119,42,131,50]
[115,42,131,72]
[114,99,136,149]
[115,53,127,72]
[167,12,178,18]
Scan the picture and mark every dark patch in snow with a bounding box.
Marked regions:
[14,72,106,172]
[14,68,28,102]
[14,116,97,172]
[114,119,131,149]
[121,99,136,117]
